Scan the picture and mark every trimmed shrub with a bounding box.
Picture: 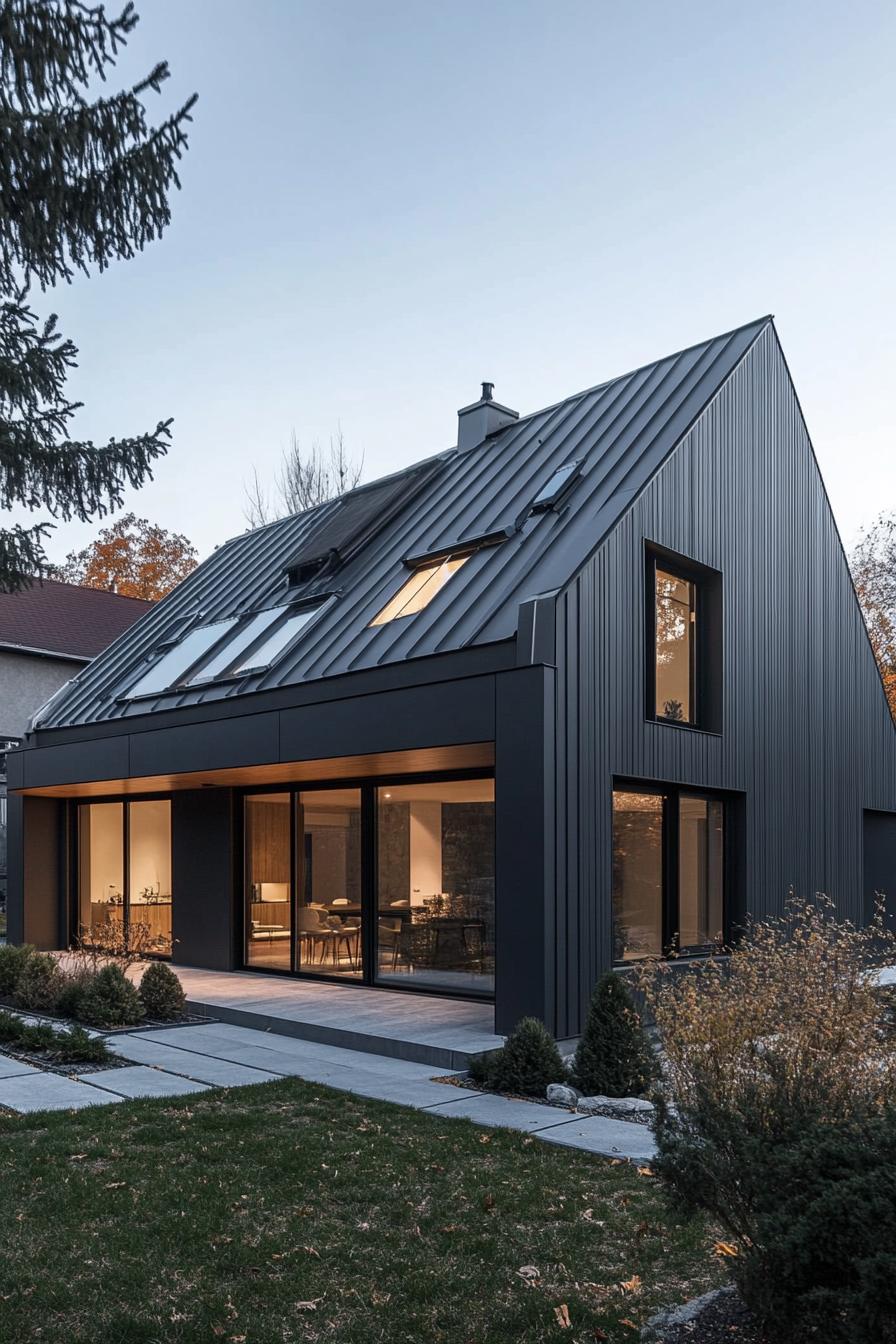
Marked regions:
[477,1017,567,1097]
[723,1112,896,1342]
[0,943,35,997]
[77,964,144,1028]
[0,1008,24,1042]
[55,967,97,1021]
[18,1022,60,1051]
[139,961,186,1021]
[49,1025,110,1064]
[14,952,64,1012]
[572,972,654,1098]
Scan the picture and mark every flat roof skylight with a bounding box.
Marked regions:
[530,460,582,512]
[232,605,322,675]
[186,606,286,685]
[125,617,239,699]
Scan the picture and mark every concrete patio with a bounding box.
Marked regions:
[159,964,504,1069]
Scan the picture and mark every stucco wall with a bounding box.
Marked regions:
[0,650,84,739]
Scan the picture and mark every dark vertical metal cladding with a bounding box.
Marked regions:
[494,665,556,1034]
[552,322,896,1039]
[171,789,237,969]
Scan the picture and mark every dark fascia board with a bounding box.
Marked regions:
[0,641,91,664]
[25,638,517,750]
[403,529,514,568]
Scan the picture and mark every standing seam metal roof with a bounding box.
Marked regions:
[38,316,772,729]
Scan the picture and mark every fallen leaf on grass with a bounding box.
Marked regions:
[620,1275,642,1294]
[713,1240,739,1258]
[592,1331,608,1342]
[516,1265,540,1283]
[554,1304,572,1328]
[636,1166,654,1177]
[482,1192,496,1211]
[104,1181,126,1189]
[619,1320,638,1331]
[295,1299,323,1312]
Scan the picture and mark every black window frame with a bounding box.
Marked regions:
[644,542,722,734]
[611,780,728,963]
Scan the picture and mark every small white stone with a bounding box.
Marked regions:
[546,1082,580,1106]
[577,1094,654,1115]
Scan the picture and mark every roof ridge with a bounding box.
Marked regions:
[503,314,774,432]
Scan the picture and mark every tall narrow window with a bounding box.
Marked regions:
[370,555,469,626]
[611,791,664,961]
[78,802,124,943]
[655,567,696,722]
[244,793,292,970]
[129,801,173,955]
[678,795,724,951]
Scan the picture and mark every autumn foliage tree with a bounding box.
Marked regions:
[851,511,896,721]
[60,513,197,599]
[0,2,196,591]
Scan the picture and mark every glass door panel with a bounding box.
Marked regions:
[128,800,173,955]
[376,779,495,994]
[245,792,292,969]
[78,802,125,943]
[679,795,724,950]
[296,789,362,978]
[612,790,664,960]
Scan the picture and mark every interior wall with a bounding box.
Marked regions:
[129,800,172,903]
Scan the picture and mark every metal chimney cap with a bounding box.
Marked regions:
[480,381,494,403]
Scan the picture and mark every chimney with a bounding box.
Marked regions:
[457,381,519,452]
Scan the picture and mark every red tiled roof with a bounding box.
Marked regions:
[0,579,151,660]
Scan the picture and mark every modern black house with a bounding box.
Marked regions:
[7,316,896,1036]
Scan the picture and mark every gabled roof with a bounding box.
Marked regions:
[36,316,772,729]
[0,579,150,661]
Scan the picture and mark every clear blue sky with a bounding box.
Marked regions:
[30,0,896,564]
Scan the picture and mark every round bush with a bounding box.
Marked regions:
[77,964,144,1028]
[479,1017,567,1097]
[14,952,64,1012]
[139,961,186,1021]
[572,972,655,1098]
[0,943,35,997]
[55,969,96,1021]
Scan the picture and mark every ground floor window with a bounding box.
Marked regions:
[242,774,495,997]
[77,799,172,955]
[612,783,724,961]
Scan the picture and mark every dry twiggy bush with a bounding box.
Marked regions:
[638,894,896,1136]
[636,895,896,1341]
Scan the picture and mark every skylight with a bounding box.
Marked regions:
[125,618,239,699]
[232,605,323,675]
[186,607,285,685]
[370,555,469,627]
[530,459,582,512]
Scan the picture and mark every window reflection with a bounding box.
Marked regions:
[245,793,292,969]
[679,795,724,950]
[655,567,695,722]
[612,791,663,960]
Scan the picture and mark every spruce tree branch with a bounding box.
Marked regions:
[0,421,170,518]
[0,517,53,591]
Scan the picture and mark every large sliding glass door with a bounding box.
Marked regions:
[241,774,495,997]
[77,800,172,955]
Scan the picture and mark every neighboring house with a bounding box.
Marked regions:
[6,317,896,1035]
[0,581,149,912]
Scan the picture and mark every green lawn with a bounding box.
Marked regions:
[0,1078,722,1343]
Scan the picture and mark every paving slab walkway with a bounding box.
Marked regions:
[0,1022,656,1161]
